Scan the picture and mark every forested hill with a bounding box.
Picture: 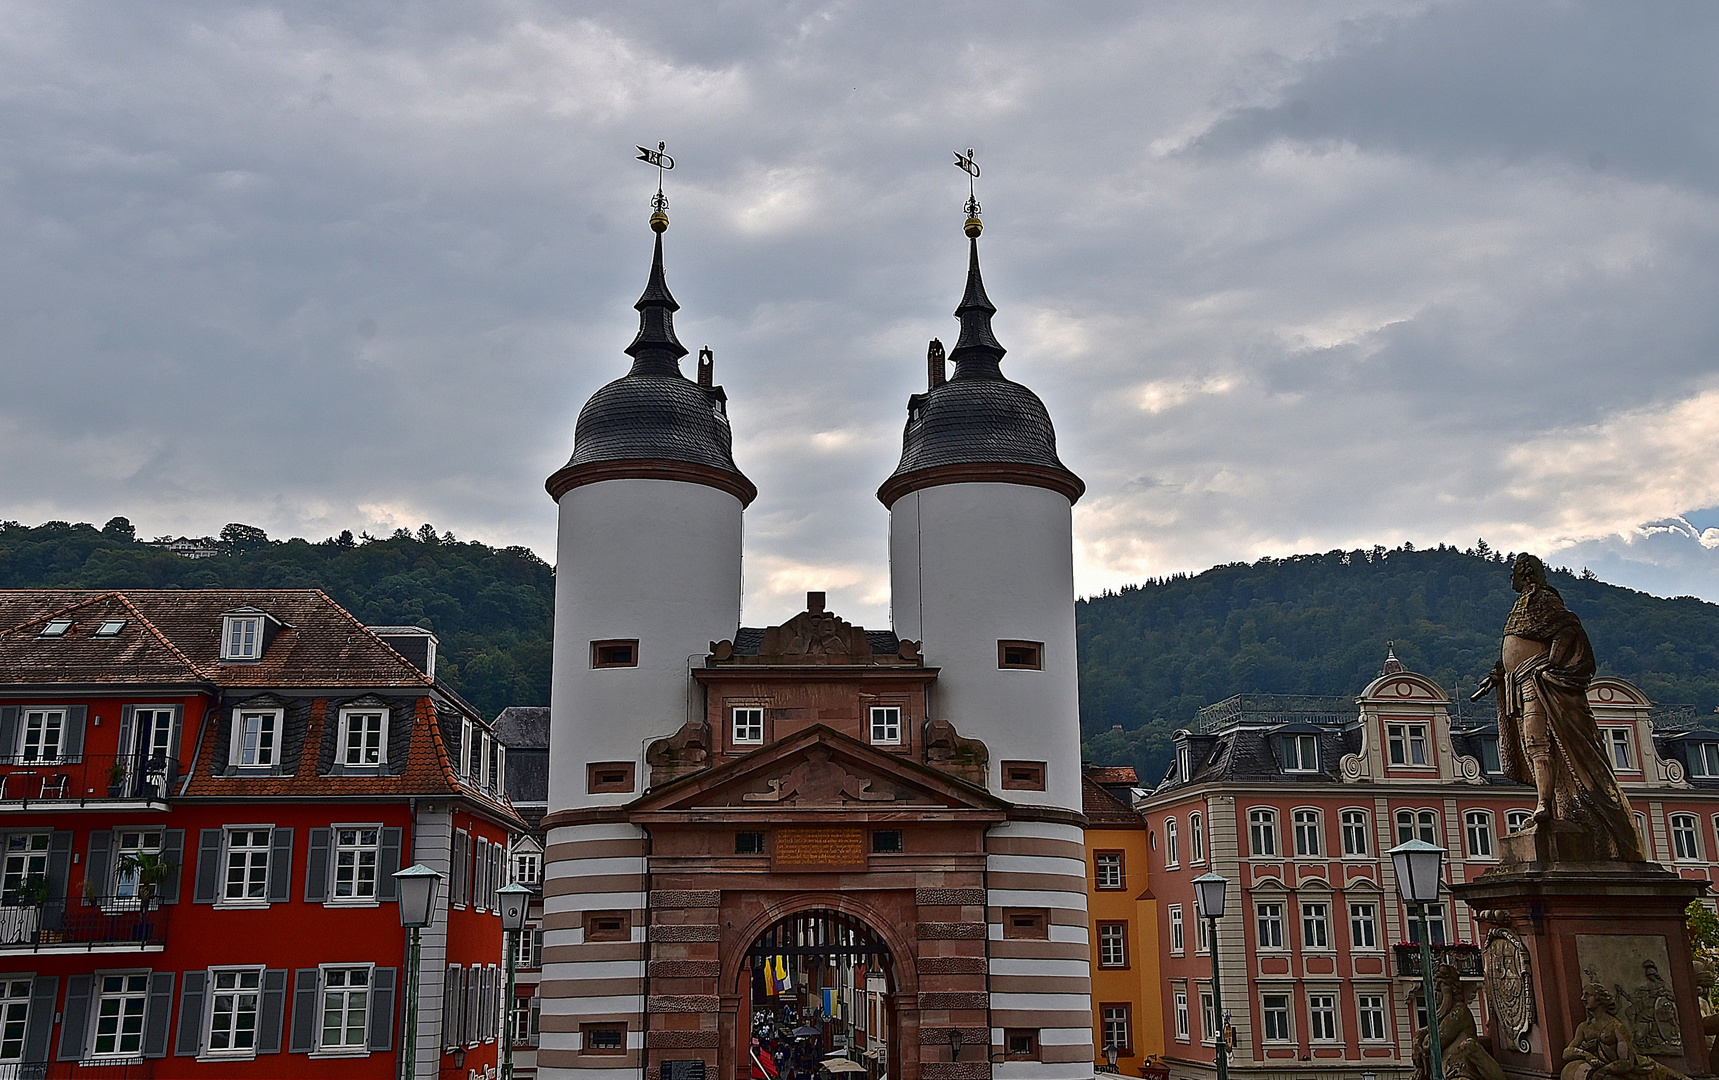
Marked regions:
[0,518,552,721]
[1076,543,1719,782]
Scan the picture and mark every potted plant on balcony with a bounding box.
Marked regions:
[106,759,129,797]
[116,851,173,909]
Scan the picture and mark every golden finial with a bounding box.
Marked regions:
[636,141,675,231]
[954,148,983,236]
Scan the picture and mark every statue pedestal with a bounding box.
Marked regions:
[1454,854,1711,1080]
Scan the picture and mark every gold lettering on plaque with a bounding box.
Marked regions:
[774,827,865,867]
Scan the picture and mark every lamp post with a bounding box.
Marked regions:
[394,864,442,1080]
[1388,838,1447,1080]
[1104,1041,1119,1073]
[498,882,532,1080]
[1192,872,1229,1080]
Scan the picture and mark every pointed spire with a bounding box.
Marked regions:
[1380,642,1406,676]
[948,236,1005,379]
[624,229,688,375]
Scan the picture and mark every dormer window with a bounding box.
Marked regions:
[1479,736,1502,774]
[339,708,388,768]
[94,619,127,636]
[1177,745,1191,780]
[223,615,264,660]
[39,619,72,638]
[1689,741,1719,778]
[232,709,282,768]
[1280,733,1319,772]
[1387,723,1430,766]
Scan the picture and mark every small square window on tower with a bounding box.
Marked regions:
[581,1023,627,1055]
[1002,909,1048,939]
[1004,1030,1040,1060]
[591,640,638,668]
[997,640,1043,669]
[586,761,635,794]
[583,911,630,942]
[1001,761,1047,790]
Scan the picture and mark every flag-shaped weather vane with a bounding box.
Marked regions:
[637,140,676,232]
[954,147,983,237]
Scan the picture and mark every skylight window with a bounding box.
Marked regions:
[39,619,72,638]
[95,619,127,637]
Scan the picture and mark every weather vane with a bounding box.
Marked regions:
[953,147,982,236]
[636,140,676,230]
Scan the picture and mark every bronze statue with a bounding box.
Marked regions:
[1474,553,1642,861]
[1562,979,1689,1080]
[1413,963,1506,1080]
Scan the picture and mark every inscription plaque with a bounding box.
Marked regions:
[773,827,866,869]
[663,1061,707,1080]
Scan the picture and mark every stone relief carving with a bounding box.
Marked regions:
[1413,963,1506,1080]
[1340,716,1371,781]
[741,746,895,804]
[1562,974,1689,1080]
[1483,926,1536,1053]
[646,721,712,785]
[1455,753,1485,783]
[1576,936,1683,1055]
[922,719,988,787]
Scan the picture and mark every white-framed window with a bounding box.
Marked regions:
[868,706,901,746]
[332,826,380,902]
[513,926,542,970]
[1301,902,1329,949]
[223,828,272,905]
[1406,903,1448,945]
[513,851,540,885]
[1190,812,1205,863]
[1608,728,1634,771]
[1101,1004,1131,1054]
[1387,723,1430,766]
[1396,809,1439,845]
[460,718,475,780]
[1357,993,1388,1041]
[91,972,151,1058]
[231,710,280,768]
[1349,902,1378,950]
[1094,852,1124,890]
[1672,814,1701,861]
[318,966,372,1053]
[0,834,49,904]
[1255,902,1284,950]
[1691,741,1719,778]
[1340,809,1370,856]
[0,977,29,1063]
[18,709,65,763]
[222,616,264,660]
[1465,810,1495,859]
[479,732,493,791]
[1169,904,1185,954]
[1249,808,1278,856]
[1261,993,1292,1042]
[1506,808,1533,833]
[1173,989,1190,1041]
[1308,993,1338,1042]
[112,828,165,906]
[1177,745,1192,781]
[205,967,263,1056]
[1280,733,1319,772]
[39,619,71,638]
[732,707,764,746]
[1165,818,1180,866]
[1293,809,1322,857]
[338,709,387,768]
[1200,991,1217,1045]
[1098,922,1127,967]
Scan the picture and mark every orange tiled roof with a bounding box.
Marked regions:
[1085,765,1138,785]
[1082,774,1141,826]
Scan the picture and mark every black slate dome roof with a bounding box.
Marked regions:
[549,229,755,505]
[880,237,1083,506]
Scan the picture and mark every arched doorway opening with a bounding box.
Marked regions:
[741,908,897,1080]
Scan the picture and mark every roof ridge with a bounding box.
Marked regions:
[315,589,435,688]
[109,593,213,680]
[0,591,117,637]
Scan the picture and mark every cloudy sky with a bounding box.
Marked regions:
[4,0,1719,625]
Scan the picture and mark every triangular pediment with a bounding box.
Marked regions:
[629,725,1007,815]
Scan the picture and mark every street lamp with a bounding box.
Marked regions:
[394,864,442,1080]
[1191,872,1229,1080]
[498,882,532,1080]
[1388,838,1447,1080]
[1104,1042,1119,1073]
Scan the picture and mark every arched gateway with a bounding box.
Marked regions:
[740,909,898,1080]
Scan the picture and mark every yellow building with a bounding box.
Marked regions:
[1084,767,1165,1075]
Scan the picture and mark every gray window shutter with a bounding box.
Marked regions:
[84,831,113,906]
[305,828,331,903]
[257,969,287,1054]
[62,705,87,760]
[267,828,293,903]
[377,827,403,900]
[23,975,57,1065]
[160,829,185,904]
[367,967,397,1051]
[451,831,467,907]
[442,967,461,1050]
[117,705,136,772]
[175,971,206,1056]
[58,973,92,1060]
[0,706,17,760]
[46,830,72,901]
[288,969,319,1053]
[193,829,222,903]
[143,971,175,1058]
[465,967,479,1045]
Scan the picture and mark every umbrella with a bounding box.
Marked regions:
[822,1061,868,1074]
[793,1026,821,1038]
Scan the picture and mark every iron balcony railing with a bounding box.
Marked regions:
[0,1062,154,1078]
[0,896,169,950]
[0,754,178,804]
[1392,942,1482,978]
[1194,694,1359,733]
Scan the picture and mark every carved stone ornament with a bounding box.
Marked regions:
[1456,754,1485,783]
[646,721,713,786]
[922,718,988,787]
[1484,926,1536,1053]
[1562,972,1690,1080]
[741,746,895,804]
[1413,963,1506,1080]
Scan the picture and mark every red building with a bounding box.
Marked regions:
[1140,648,1719,1080]
[0,589,522,1079]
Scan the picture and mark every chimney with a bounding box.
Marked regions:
[806,591,826,614]
[927,338,946,388]
[697,346,714,388]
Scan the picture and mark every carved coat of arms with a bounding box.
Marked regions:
[1484,927,1535,1053]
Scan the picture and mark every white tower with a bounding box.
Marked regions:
[539,210,753,1077]
[880,213,1094,1078]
